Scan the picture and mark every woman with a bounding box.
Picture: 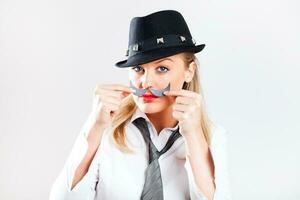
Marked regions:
[50,10,231,200]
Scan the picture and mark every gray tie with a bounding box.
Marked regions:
[132,117,182,200]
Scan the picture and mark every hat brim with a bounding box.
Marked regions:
[115,44,205,68]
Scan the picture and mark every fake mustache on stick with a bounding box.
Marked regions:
[129,80,170,97]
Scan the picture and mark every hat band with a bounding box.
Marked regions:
[126,34,196,57]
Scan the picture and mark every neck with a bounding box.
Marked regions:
[146,105,178,135]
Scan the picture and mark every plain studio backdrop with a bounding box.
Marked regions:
[0,0,299,199]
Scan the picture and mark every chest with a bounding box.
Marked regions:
[95,131,190,200]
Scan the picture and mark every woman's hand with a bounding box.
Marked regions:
[92,84,132,128]
[164,89,203,138]
[164,89,216,199]
[69,84,131,190]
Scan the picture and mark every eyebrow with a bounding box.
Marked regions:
[132,58,174,68]
[153,58,174,63]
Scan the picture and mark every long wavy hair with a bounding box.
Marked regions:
[108,52,213,153]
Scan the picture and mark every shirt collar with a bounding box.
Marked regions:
[130,106,180,131]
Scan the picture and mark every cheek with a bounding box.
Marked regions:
[166,70,186,89]
[169,77,185,90]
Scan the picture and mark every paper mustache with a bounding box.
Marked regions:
[129,80,171,97]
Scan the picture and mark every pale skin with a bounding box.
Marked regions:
[71,52,216,199]
[129,53,215,199]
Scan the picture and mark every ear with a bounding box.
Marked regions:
[184,61,196,82]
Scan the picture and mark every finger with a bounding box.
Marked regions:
[173,104,190,112]
[172,110,187,121]
[99,96,121,106]
[175,96,194,105]
[102,102,120,113]
[121,90,132,97]
[99,84,133,93]
[100,99,120,108]
[95,88,125,99]
[164,90,200,99]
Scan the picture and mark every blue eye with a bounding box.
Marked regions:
[132,66,143,72]
[157,66,169,73]
[131,66,169,73]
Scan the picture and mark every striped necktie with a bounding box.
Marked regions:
[132,117,182,200]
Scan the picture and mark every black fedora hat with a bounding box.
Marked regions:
[115,10,205,68]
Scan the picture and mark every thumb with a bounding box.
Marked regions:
[122,91,131,97]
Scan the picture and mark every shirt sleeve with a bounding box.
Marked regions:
[184,124,232,200]
[49,112,103,200]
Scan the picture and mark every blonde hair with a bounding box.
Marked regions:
[109,52,213,153]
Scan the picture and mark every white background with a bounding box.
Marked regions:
[0,0,299,199]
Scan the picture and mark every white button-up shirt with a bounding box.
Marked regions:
[50,107,232,200]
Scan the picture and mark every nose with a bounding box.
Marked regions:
[140,69,154,89]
